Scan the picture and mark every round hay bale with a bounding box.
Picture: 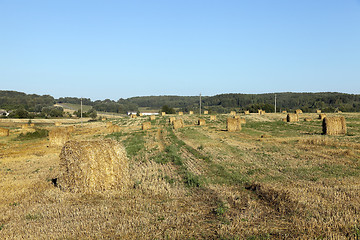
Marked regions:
[142,121,151,130]
[173,119,184,129]
[189,111,194,115]
[244,110,250,115]
[316,110,321,114]
[227,118,241,132]
[295,109,303,114]
[198,119,206,126]
[49,128,70,146]
[168,117,176,124]
[108,124,121,133]
[149,115,156,121]
[58,139,129,193]
[210,115,217,121]
[203,110,209,115]
[178,112,183,116]
[0,127,9,137]
[161,112,166,116]
[322,117,347,135]
[55,122,62,126]
[319,114,326,120]
[287,113,299,122]
[230,111,236,116]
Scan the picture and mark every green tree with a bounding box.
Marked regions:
[161,105,175,114]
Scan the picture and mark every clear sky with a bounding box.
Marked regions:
[1,0,359,100]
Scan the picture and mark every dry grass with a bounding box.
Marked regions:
[1,112,360,239]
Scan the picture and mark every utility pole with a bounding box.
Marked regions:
[199,93,202,115]
[275,94,277,113]
[81,98,83,126]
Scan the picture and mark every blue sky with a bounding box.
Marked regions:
[1,0,359,100]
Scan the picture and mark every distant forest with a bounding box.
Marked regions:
[1,91,360,115]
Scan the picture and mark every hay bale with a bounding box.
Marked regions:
[173,119,184,129]
[108,124,121,133]
[244,111,250,115]
[189,111,194,115]
[304,118,312,122]
[58,139,129,193]
[139,113,143,117]
[336,110,342,113]
[258,109,262,115]
[29,123,35,127]
[161,112,166,116]
[142,121,151,130]
[227,118,241,132]
[21,124,29,129]
[0,127,9,137]
[203,110,208,115]
[295,109,303,114]
[101,117,107,121]
[239,118,246,124]
[149,115,156,121]
[131,114,137,119]
[55,122,62,126]
[316,110,321,114]
[287,113,299,122]
[230,111,236,116]
[169,117,176,124]
[198,119,206,126]
[322,117,347,135]
[319,114,326,120]
[210,115,217,121]
[282,111,287,114]
[234,115,240,119]
[178,112,183,116]
[49,128,70,146]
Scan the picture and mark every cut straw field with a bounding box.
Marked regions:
[0,112,359,239]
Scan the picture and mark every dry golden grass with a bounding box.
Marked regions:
[1,113,360,239]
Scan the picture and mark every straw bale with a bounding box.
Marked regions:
[304,118,312,122]
[55,122,62,126]
[131,114,137,119]
[142,121,151,130]
[210,115,217,121]
[101,118,107,121]
[178,112,183,116]
[239,118,246,124]
[203,110,208,115]
[319,114,326,120]
[244,111,250,115]
[316,110,321,114]
[336,110,342,113]
[173,119,184,129]
[282,111,287,114]
[227,118,241,132]
[198,119,206,126]
[139,113,143,117]
[295,109,303,114]
[21,124,29,129]
[49,128,70,146]
[258,109,262,114]
[169,117,176,124]
[189,111,194,115]
[0,127,9,137]
[29,123,35,127]
[58,139,129,193]
[108,124,121,133]
[149,115,156,121]
[234,115,240,119]
[230,111,236,116]
[322,117,347,135]
[161,112,166,116]
[287,113,299,122]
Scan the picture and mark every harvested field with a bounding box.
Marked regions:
[1,112,360,239]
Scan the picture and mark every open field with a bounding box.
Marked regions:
[0,112,360,239]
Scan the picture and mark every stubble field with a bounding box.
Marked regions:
[0,112,359,239]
